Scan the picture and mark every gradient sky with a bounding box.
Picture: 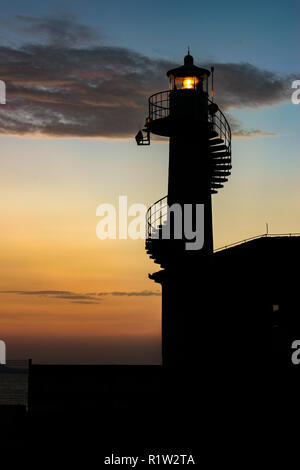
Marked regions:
[0,0,299,363]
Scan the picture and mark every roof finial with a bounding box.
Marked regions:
[184,48,193,65]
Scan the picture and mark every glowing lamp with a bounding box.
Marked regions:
[167,52,210,93]
[182,76,199,89]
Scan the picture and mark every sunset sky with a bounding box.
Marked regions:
[0,0,299,363]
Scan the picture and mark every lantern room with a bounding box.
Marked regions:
[167,52,210,93]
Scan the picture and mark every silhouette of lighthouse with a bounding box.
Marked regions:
[136,52,232,368]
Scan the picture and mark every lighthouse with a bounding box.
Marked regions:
[136,52,232,368]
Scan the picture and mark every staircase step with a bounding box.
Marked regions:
[211,174,228,179]
[211,151,231,158]
[211,177,228,183]
[209,144,228,152]
[212,171,229,176]
[213,172,231,178]
[212,158,231,164]
[212,164,232,170]
[209,138,224,146]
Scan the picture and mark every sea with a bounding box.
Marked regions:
[0,360,29,407]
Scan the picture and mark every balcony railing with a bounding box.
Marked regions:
[148,90,231,154]
[146,195,168,239]
[214,233,300,253]
[148,91,170,121]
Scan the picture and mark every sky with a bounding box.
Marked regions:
[0,0,299,363]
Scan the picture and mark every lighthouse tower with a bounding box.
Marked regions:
[136,52,232,368]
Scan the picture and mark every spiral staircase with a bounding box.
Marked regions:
[145,95,232,266]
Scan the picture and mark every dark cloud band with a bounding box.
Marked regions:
[0,289,161,305]
[0,16,294,138]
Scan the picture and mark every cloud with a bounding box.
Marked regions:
[0,16,295,139]
[227,114,278,138]
[3,290,73,295]
[0,289,161,304]
[0,290,101,304]
[211,62,292,109]
[15,14,100,47]
[54,294,98,300]
[98,290,161,297]
[233,129,278,138]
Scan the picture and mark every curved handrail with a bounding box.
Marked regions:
[148,91,170,121]
[146,195,168,239]
[209,99,231,156]
[148,90,231,154]
[214,233,300,253]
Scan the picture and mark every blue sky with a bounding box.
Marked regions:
[1,0,298,72]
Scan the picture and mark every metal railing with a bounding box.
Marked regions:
[209,99,231,157]
[146,195,168,239]
[146,200,300,252]
[148,90,231,152]
[148,91,170,121]
[214,233,300,253]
